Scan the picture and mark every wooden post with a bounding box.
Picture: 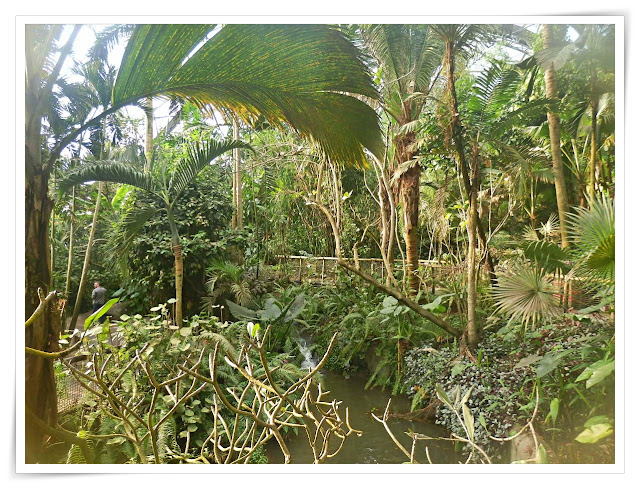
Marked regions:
[298,257,303,282]
[321,258,326,284]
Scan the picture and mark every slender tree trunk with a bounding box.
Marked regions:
[543,24,571,248]
[589,66,598,203]
[49,212,55,291]
[233,117,244,264]
[69,182,104,329]
[144,96,154,171]
[172,244,184,326]
[64,187,76,298]
[443,40,497,282]
[465,147,480,349]
[167,209,184,326]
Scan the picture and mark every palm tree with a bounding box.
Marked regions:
[359,24,442,293]
[540,24,571,248]
[60,138,250,327]
[25,24,382,457]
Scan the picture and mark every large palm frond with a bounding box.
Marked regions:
[111,24,382,166]
[360,24,441,122]
[59,161,160,197]
[107,203,159,267]
[168,139,252,200]
[567,196,615,285]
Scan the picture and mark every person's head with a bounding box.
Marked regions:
[93,282,100,289]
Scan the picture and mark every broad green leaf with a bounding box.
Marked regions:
[382,296,398,308]
[225,299,259,321]
[549,398,559,424]
[575,424,613,444]
[576,359,615,388]
[84,298,119,330]
[435,384,452,408]
[536,350,573,378]
[535,444,548,464]
[283,294,306,322]
[179,327,192,337]
[462,404,475,442]
[585,415,612,428]
[478,413,487,431]
[515,354,543,369]
[451,362,467,377]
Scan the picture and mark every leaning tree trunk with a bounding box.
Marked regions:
[543,24,571,249]
[69,182,104,330]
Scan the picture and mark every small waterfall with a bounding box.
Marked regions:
[296,336,317,370]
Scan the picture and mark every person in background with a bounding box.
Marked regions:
[92,281,108,323]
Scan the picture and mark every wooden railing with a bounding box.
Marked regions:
[273,255,461,289]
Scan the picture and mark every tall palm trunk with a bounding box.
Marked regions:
[397,141,420,293]
[233,117,244,264]
[64,187,76,298]
[465,146,480,348]
[543,24,571,249]
[167,207,183,326]
[172,243,184,326]
[24,25,81,461]
[588,66,598,203]
[69,182,104,329]
[25,164,59,462]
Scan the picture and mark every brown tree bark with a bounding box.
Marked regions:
[543,24,571,248]
[24,166,59,462]
[443,40,497,283]
[398,158,420,293]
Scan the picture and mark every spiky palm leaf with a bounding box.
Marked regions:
[168,139,252,200]
[492,262,560,327]
[59,161,160,197]
[567,196,615,285]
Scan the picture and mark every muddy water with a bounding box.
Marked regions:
[265,371,459,464]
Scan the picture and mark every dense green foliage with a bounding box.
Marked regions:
[30,22,616,465]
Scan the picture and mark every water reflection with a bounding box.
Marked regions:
[265,371,458,464]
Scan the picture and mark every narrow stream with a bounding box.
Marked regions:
[265,369,459,464]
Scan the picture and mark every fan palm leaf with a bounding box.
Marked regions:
[492,262,560,327]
